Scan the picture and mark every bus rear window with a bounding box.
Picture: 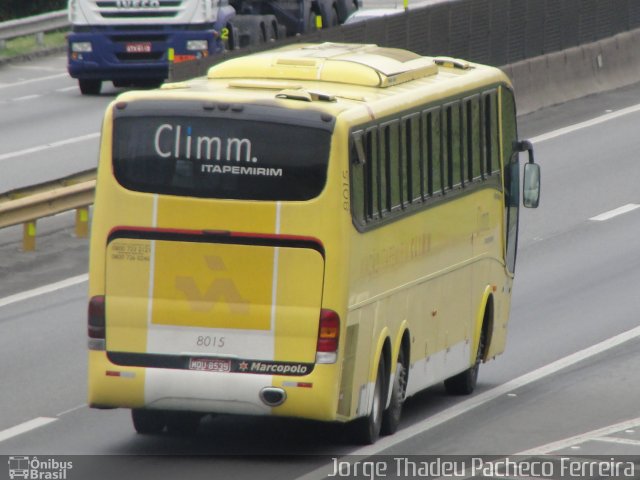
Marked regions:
[113,116,331,201]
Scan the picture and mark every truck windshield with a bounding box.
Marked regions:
[113,116,331,201]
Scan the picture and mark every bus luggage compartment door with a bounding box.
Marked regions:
[104,234,324,367]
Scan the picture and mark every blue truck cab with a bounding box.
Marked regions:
[67,0,234,94]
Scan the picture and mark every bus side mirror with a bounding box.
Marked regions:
[516,140,540,209]
[523,162,540,208]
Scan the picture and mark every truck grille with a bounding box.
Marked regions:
[110,34,168,42]
[115,52,165,61]
[96,1,182,19]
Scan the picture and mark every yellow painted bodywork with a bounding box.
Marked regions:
[88,43,518,423]
[88,351,146,408]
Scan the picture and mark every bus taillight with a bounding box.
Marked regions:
[316,309,340,364]
[88,295,106,343]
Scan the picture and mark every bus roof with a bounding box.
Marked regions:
[117,43,510,121]
[208,43,440,88]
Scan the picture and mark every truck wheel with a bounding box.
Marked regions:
[260,15,278,41]
[326,7,339,27]
[223,23,236,50]
[228,16,265,48]
[444,329,485,395]
[381,350,407,435]
[307,11,318,31]
[349,356,385,444]
[131,409,165,435]
[78,79,101,95]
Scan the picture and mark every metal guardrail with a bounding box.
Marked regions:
[0,9,69,48]
[0,171,95,251]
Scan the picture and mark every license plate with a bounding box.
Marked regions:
[188,358,231,373]
[125,42,152,53]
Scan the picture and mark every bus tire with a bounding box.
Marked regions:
[165,411,202,436]
[131,409,165,435]
[79,79,101,95]
[350,356,385,444]
[444,329,485,395]
[381,350,407,435]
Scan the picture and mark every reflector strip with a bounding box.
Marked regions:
[282,381,313,388]
[106,370,136,378]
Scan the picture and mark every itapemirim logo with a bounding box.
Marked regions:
[7,456,73,480]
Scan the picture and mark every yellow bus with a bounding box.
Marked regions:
[87,42,540,444]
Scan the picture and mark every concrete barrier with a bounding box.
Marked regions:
[510,27,640,115]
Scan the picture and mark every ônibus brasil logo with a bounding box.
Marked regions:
[8,456,73,480]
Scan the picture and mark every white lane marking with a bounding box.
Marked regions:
[0,417,57,443]
[0,274,88,309]
[13,94,41,102]
[10,65,66,72]
[530,103,640,144]
[590,203,640,222]
[517,416,640,455]
[0,73,68,90]
[0,132,100,163]
[56,86,79,93]
[297,325,640,479]
[594,436,640,446]
[56,403,88,417]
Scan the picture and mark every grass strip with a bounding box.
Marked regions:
[0,30,67,60]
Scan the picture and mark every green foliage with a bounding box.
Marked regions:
[0,1,67,22]
[0,30,67,59]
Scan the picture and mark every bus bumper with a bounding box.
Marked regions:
[88,351,342,422]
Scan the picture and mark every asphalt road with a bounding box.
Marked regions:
[0,55,118,194]
[1,54,640,479]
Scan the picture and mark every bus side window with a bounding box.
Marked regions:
[465,95,482,182]
[501,86,519,273]
[443,103,463,190]
[402,113,421,204]
[422,107,442,197]
[366,128,381,219]
[350,131,366,225]
[380,120,401,213]
[483,91,499,176]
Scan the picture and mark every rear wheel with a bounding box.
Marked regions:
[78,79,101,95]
[165,411,202,436]
[131,409,165,435]
[444,329,485,395]
[349,356,385,444]
[381,350,407,435]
